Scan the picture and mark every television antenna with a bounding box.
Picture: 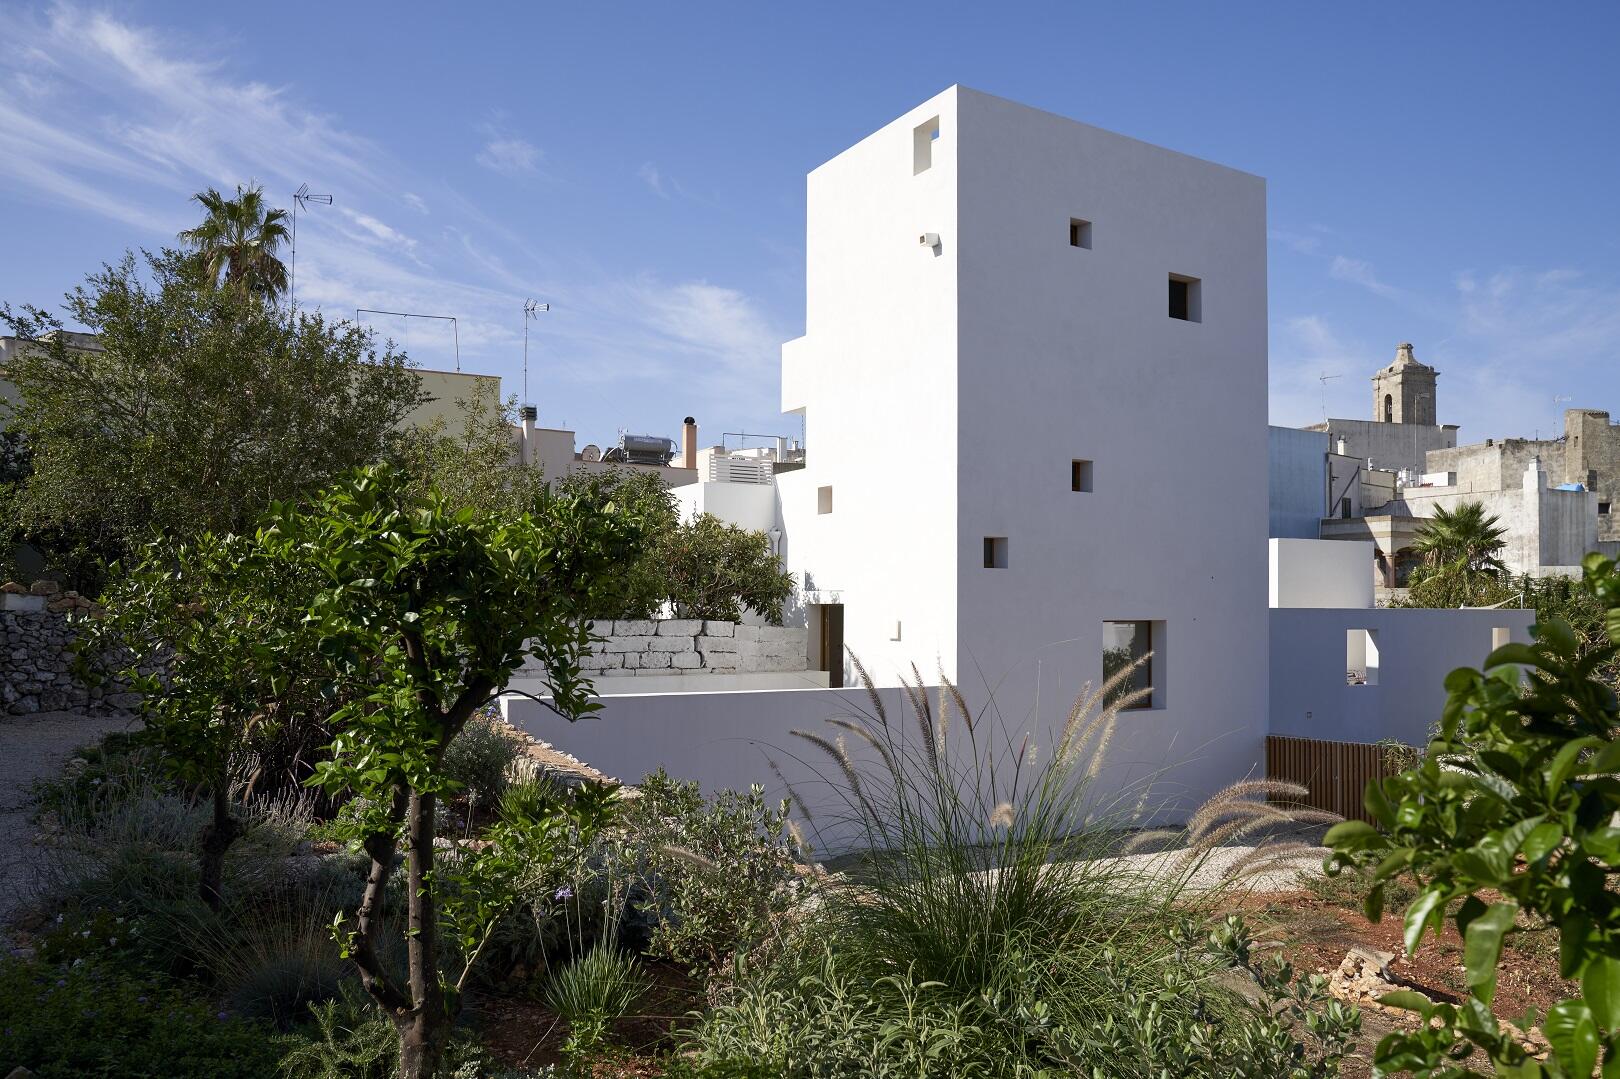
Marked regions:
[1317,371,1342,422]
[523,299,550,406]
[289,183,333,306]
[356,308,459,371]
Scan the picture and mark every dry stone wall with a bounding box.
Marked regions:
[3,580,136,717]
[576,619,807,677]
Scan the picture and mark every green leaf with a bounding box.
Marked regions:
[1461,901,1517,1005]
[1522,820,1565,863]
[1546,737,1601,793]
[1404,886,1447,958]
[1583,954,1620,1034]
[1375,990,1436,1016]
[1545,998,1599,1078]
[1326,819,1381,849]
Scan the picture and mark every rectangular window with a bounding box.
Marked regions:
[1346,629,1380,686]
[1068,218,1092,249]
[1103,621,1154,710]
[913,117,939,175]
[982,536,1008,569]
[1169,274,1201,322]
[817,486,833,514]
[1071,459,1093,492]
[1600,502,1611,515]
[1492,626,1511,652]
[1340,498,1352,519]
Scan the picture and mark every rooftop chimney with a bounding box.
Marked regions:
[520,405,537,467]
[682,416,697,471]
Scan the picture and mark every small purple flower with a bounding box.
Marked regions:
[554,886,573,901]
[55,978,66,987]
[137,996,148,1004]
[217,1011,229,1020]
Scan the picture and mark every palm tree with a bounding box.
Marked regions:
[1413,501,1509,575]
[179,183,291,299]
[1409,501,1509,605]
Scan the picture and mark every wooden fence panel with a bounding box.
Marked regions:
[1265,734,1400,823]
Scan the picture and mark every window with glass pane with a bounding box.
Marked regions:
[1103,620,1153,710]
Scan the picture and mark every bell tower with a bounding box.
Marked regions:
[1371,342,1438,425]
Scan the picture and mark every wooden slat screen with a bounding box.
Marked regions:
[1265,734,1402,823]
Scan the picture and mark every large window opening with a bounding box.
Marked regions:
[1103,620,1155,710]
[1347,629,1380,686]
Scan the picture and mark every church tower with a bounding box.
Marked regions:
[1371,342,1438,425]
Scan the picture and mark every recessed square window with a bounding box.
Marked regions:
[1068,218,1092,249]
[1168,274,1201,322]
[982,536,1007,569]
[913,117,940,175]
[1071,459,1093,492]
[1103,620,1155,710]
[1346,629,1380,686]
[817,486,833,514]
[1600,502,1611,515]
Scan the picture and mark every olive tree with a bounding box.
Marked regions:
[260,465,642,1078]
[1,249,424,590]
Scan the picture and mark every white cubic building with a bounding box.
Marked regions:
[776,86,1270,806]
[505,87,1532,827]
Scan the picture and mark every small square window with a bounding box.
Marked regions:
[913,117,939,175]
[1068,218,1092,249]
[1071,459,1093,492]
[1103,621,1154,710]
[982,536,1008,569]
[1600,502,1611,515]
[817,486,833,514]
[1169,274,1201,322]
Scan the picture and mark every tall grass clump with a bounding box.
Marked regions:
[684,654,1357,1077]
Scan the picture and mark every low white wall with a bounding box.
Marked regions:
[1269,607,1534,745]
[501,673,1267,854]
[1269,539,1374,608]
[673,480,778,532]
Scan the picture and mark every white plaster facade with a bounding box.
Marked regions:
[502,88,1551,826]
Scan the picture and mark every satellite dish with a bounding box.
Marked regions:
[580,444,602,463]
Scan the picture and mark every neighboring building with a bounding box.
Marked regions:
[404,368,504,432]
[1302,344,1458,475]
[1269,426,1398,540]
[1428,409,1620,544]
[0,332,105,425]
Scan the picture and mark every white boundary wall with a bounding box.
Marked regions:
[1269,607,1534,745]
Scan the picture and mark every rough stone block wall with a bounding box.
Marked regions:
[1,610,135,717]
[534,619,808,678]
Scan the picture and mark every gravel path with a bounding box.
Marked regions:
[0,710,134,943]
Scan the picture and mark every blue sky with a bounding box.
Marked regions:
[3,3,1618,449]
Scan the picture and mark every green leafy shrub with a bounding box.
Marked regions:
[542,942,648,1064]
[1328,551,1620,1077]
[442,711,527,808]
[682,660,1357,1077]
[613,769,805,972]
[0,957,284,1078]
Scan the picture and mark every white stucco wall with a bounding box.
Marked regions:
[673,480,778,532]
[776,88,962,682]
[947,88,1271,815]
[1270,426,1329,538]
[1270,539,1374,608]
[1269,607,1534,745]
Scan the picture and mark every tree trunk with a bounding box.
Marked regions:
[399,786,451,1079]
[197,782,241,911]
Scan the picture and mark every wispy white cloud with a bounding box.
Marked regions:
[475,125,540,176]
[0,3,794,440]
[638,162,671,198]
[1328,255,1404,300]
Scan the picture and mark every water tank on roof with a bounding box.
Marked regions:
[619,433,676,466]
[580,444,601,463]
